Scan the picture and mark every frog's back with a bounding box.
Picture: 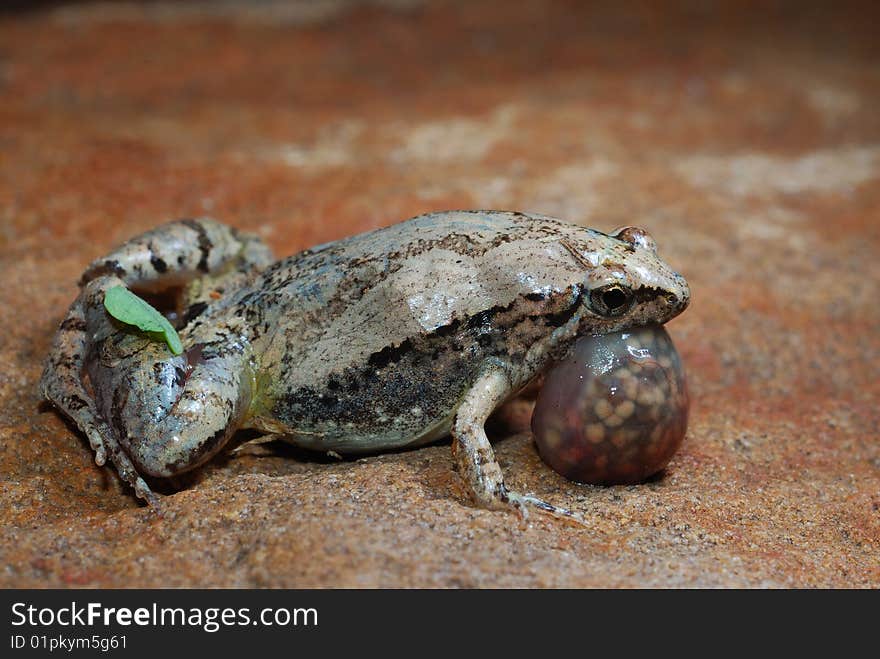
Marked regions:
[256,210,585,311]
[252,210,587,358]
[268,210,553,280]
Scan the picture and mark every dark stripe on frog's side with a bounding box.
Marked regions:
[274,335,477,433]
[270,286,583,441]
[361,302,518,373]
[367,338,415,370]
[543,285,584,327]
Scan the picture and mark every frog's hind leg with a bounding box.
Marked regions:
[39,282,160,505]
[41,218,269,506]
[43,273,256,506]
[452,365,585,525]
[79,218,273,326]
[80,217,273,290]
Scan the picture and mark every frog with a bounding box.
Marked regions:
[40,211,690,515]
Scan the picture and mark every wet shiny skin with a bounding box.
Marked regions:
[40,211,689,513]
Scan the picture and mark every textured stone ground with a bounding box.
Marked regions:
[1,0,878,587]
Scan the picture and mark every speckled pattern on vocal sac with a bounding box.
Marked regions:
[40,210,689,514]
[532,324,689,484]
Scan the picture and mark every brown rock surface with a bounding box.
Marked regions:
[1,0,878,588]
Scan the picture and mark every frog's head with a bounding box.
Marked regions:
[570,226,690,333]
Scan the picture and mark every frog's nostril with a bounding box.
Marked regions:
[672,274,690,309]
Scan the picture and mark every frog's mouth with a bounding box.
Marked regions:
[636,284,689,321]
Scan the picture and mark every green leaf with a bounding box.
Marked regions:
[103,286,183,355]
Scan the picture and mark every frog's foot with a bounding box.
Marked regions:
[229,433,285,456]
[452,443,587,527]
[452,366,589,527]
[39,284,161,507]
[504,491,589,528]
[105,439,162,509]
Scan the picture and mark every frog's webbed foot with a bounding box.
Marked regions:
[452,366,588,527]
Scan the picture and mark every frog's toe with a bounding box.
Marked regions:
[83,428,108,466]
[104,439,162,508]
[134,479,162,510]
[512,491,588,527]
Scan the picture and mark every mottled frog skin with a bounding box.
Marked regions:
[40,211,689,513]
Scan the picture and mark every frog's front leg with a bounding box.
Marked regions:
[452,363,576,519]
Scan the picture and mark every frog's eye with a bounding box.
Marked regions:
[589,284,634,317]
